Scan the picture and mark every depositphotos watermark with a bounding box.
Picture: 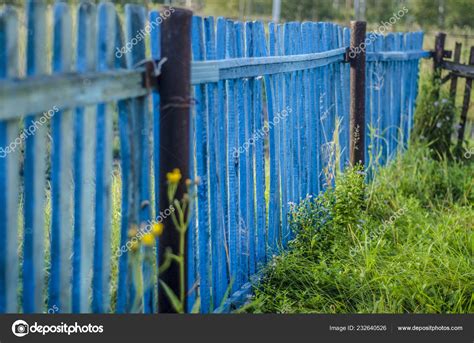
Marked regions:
[115,8,175,59]
[114,204,175,257]
[0,105,59,158]
[349,206,407,257]
[349,6,409,58]
[232,106,292,158]
[11,319,103,337]
[464,147,474,159]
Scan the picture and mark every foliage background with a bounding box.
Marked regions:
[1,0,473,31]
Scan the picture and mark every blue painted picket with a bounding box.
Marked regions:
[72,1,97,314]
[93,2,115,314]
[0,1,428,313]
[50,1,73,313]
[0,6,20,314]
[22,0,48,314]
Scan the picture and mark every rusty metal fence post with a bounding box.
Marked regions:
[158,7,192,313]
[349,21,366,167]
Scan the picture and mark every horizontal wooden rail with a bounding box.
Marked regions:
[440,60,474,79]
[191,48,431,84]
[0,47,432,119]
[366,50,431,61]
[0,68,149,120]
[191,47,346,84]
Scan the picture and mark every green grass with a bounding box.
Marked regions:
[241,144,473,313]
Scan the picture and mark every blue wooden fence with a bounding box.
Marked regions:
[0,1,428,313]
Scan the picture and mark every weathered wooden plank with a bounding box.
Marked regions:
[379,33,389,166]
[392,32,403,154]
[363,29,372,164]
[22,0,47,314]
[191,15,210,313]
[282,22,293,245]
[225,19,239,293]
[404,32,414,142]
[366,50,430,61]
[449,42,462,99]
[253,21,267,265]
[410,32,424,135]
[203,16,222,311]
[319,23,331,186]
[294,23,305,199]
[149,10,161,290]
[214,16,229,307]
[327,23,337,178]
[0,6,20,314]
[234,21,248,286]
[333,24,345,172]
[267,21,280,255]
[313,22,324,194]
[72,1,97,313]
[373,34,385,161]
[366,30,378,164]
[0,69,147,120]
[275,22,287,246]
[191,47,346,84]
[385,33,395,159]
[125,4,149,313]
[441,60,474,79]
[399,33,409,148]
[285,23,296,203]
[457,47,474,148]
[244,21,257,275]
[259,20,277,256]
[49,1,74,313]
[92,1,115,313]
[407,32,420,143]
[303,23,313,193]
[289,23,300,201]
[187,15,197,313]
[115,6,132,314]
[302,22,315,193]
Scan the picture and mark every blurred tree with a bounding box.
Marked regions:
[447,0,474,29]
[411,0,442,27]
[280,0,346,22]
[365,0,398,23]
[0,0,471,29]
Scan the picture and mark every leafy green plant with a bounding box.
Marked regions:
[127,169,200,313]
[412,76,457,159]
[157,169,200,313]
[288,166,366,260]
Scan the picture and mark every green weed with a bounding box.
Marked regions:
[243,145,473,314]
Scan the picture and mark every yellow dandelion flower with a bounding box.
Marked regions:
[141,233,155,247]
[151,222,164,237]
[166,170,182,184]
